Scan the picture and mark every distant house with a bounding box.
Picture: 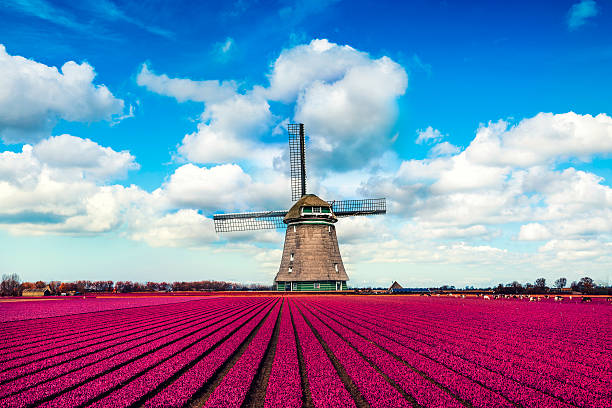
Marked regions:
[22,287,51,297]
[389,281,403,291]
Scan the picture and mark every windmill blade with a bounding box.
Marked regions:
[330,198,387,217]
[288,123,306,201]
[213,210,288,232]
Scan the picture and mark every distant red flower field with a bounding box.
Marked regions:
[0,295,610,407]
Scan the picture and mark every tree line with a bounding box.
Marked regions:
[434,276,610,295]
[0,273,272,296]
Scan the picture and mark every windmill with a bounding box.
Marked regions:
[213,123,386,291]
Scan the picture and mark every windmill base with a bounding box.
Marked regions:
[274,223,349,291]
[275,280,348,291]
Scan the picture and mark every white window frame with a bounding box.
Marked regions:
[301,206,332,217]
[314,282,320,289]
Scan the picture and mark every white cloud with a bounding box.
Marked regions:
[0,136,142,234]
[539,239,608,261]
[518,223,552,241]
[567,0,598,31]
[416,126,444,144]
[129,209,217,248]
[136,63,237,103]
[266,38,371,103]
[0,44,124,143]
[430,141,460,157]
[177,90,279,165]
[293,48,407,170]
[360,112,612,269]
[162,163,288,212]
[139,39,407,171]
[466,112,612,168]
[33,134,139,181]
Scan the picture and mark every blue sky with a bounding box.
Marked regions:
[1,0,611,287]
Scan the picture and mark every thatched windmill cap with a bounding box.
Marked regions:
[284,194,336,223]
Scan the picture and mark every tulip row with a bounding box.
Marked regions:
[0,296,197,323]
[307,297,611,408]
[0,298,270,407]
[204,301,281,407]
[1,295,608,408]
[54,300,276,408]
[358,299,611,373]
[300,300,463,408]
[0,300,258,397]
[289,301,355,407]
[325,299,612,401]
[263,300,301,408]
[142,300,279,407]
[0,300,233,374]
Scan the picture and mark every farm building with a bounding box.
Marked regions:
[22,287,51,297]
[389,281,403,291]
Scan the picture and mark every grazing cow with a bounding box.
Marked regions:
[607,297,612,302]
[483,295,490,300]
[581,297,592,303]
[461,294,466,299]
[529,297,536,302]
[554,296,563,302]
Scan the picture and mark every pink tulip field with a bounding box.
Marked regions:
[0,295,610,407]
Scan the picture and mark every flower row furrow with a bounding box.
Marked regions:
[289,300,355,408]
[298,301,410,408]
[52,299,275,408]
[264,299,301,408]
[0,301,251,395]
[305,301,463,408]
[141,300,279,408]
[351,302,612,376]
[327,301,610,407]
[204,301,281,408]
[314,301,545,408]
[0,303,225,378]
[0,300,264,407]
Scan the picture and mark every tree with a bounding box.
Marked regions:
[579,277,594,294]
[535,278,546,288]
[1,273,21,296]
[554,277,567,289]
[509,281,523,294]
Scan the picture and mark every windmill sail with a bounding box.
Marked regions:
[329,198,386,217]
[288,123,306,201]
[213,210,288,232]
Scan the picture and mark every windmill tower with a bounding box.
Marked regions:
[213,124,386,291]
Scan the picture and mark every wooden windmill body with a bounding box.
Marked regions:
[214,124,386,291]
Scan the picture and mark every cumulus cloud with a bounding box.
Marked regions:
[416,126,444,144]
[0,45,124,143]
[33,134,139,181]
[567,0,598,31]
[430,141,460,157]
[177,91,280,165]
[0,136,142,235]
[136,63,237,103]
[163,163,288,212]
[361,112,612,257]
[288,40,408,170]
[139,39,407,171]
[266,39,372,102]
[467,112,612,167]
[129,209,217,248]
[518,223,552,241]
